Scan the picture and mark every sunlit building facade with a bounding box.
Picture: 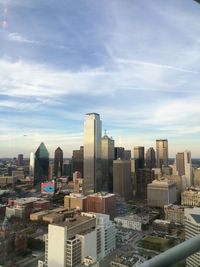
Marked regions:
[156,139,168,168]
[83,113,102,195]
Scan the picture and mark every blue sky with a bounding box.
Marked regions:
[0,0,200,157]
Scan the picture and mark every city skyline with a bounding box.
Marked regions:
[0,0,200,157]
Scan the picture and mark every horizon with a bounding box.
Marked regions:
[0,0,200,157]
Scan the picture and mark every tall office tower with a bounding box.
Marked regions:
[34,142,49,185]
[101,132,114,192]
[54,147,63,177]
[176,150,192,187]
[29,152,35,179]
[134,146,145,169]
[135,169,155,199]
[17,154,23,166]
[124,150,131,160]
[156,139,168,168]
[72,146,84,177]
[113,159,132,201]
[83,113,102,195]
[63,159,72,178]
[185,207,200,267]
[194,168,200,186]
[146,147,156,169]
[114,147,125,160]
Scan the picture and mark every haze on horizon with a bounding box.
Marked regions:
[0,0,200,158]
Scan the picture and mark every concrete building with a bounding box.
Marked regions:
[17,154,23,166]
[114,214,149,231]
[101,132,114,192]
[73,178,83,193]
[156,139,168,168]
[147,179,177,207]
[164,204,185,224]
[83,113,102,195]
[176,150,192,187]
[87,192,116,219]
[193,168,200,186]
[185,207,200,267]
[181,187,200,206]
[113,159,132,201]
[45,212,115,267]
[29,152,35,179]
[64,193,87,211]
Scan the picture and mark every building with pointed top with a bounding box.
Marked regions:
[54,147,63,178]
[34,142,49,185]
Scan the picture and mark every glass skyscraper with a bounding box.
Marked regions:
[83,113,102,195]
[34,142,49,185]
[54,147,63,177]
[156,139,168,168]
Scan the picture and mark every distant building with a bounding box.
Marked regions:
[87,192,116,219]
[147,179,177,207]
[114,147,125,160]
[101,133,114,192]
[34,142,49,185]
[156,139,168,168]
[176,150,192,187]
[185,207,200,267]
[72,146,84,177]
[29,152,35,179]
[83,113,102,195]
[54,147,63,177]
[113,159,132,201]
[63,159,72,178]
[134,146,145,169]
[135,168,155,199]
[124,150,131,160]
[17,154,23,166]
[146,147,156,169]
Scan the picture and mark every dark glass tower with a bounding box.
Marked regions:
[54,147,63,177]
[146,147,156,169]
[34,142,49,185]
[134,146,145,169]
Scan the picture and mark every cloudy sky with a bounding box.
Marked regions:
[0,0,200,158]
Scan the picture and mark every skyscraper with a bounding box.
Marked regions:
[72,146,84,176]
[83,113,102,195]
[101,132,114,192]
[17,154,23,166]
[113,159,132,201]
[176,150,192,187]
[29,152,35,179]
[134,146,145,169]
[34,142,49,185]
[146,147,156,169]
[54,147,63,177]
[156,139,168,168]
[114,147,125,160]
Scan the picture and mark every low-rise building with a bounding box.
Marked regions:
[147,179,177,207]
[152,219,171,233]
[64,193,87,211]
[164,204,185,224]
[181,187,200,206]
[114,213,149,231]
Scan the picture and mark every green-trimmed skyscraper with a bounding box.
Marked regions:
[34,142,49,185]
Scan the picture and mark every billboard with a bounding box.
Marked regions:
[41,181,55,194]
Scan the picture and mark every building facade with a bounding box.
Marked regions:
[34,143,49,185]
[156,139,168,168]
[146,147,156,169]
[54,147,63,177]
[101,133,114,192]
[83,113,102,195]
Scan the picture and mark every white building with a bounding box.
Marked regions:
[185,207,200,267]
[114,214,149,231]
[44,212,115,267]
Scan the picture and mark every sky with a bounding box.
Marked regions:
[0,0,200,158]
